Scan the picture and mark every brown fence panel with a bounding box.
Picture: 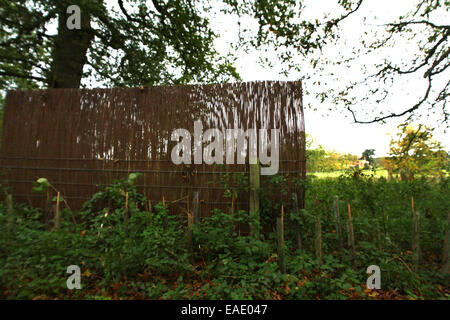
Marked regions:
[0,81,305,217]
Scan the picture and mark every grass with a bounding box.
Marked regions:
[309,168,389,179]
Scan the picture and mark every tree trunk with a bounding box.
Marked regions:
[49,2,93,88]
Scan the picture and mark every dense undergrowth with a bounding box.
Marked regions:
[0,171,449,300]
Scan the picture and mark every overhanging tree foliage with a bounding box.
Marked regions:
[0,0,241,90]
[222,0,449,125]
[299,0,448,124]
[341,0,450,124]
[0,0,373,91]
[224,0,448,125]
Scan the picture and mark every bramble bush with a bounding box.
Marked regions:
[0,172,448,299]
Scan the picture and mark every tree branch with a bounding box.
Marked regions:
[0,70,47,82]
[386,20,450,31]
[424,47,450,78]
[323,0,364,33]
[348,76,433,124]
[386,29,448,76]
[117,0,140,23]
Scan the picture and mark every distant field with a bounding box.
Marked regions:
[308,169,389,178]
[308,169,449,179]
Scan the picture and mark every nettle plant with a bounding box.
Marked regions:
[32,177,75,228]
[33,177,70,207]
[79,173,192,282]
[260,174,288,232]
[214,165,249,204]
[81,173,146,223]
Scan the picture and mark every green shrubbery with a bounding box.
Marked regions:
[0,172,448,299]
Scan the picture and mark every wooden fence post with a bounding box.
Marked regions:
[347,203,356,263]
[411,197,421,272]
[249,160,260,237]
[193,191,200,225]
[315,216,322,266]
[6,194,14,232]
[187,207,194,264]
[277,205,286,274]
[123,192,129,227]
[45,189,51,230]
[54,192,60,231]
[230,193,235,216]
[441,212,450,274]
[162,196,168,231]
[292,192,302,254]
[147,199,152,214]
[186,192,201,264]
[333,196,343,254]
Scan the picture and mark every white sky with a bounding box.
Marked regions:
[210,0,450,157]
